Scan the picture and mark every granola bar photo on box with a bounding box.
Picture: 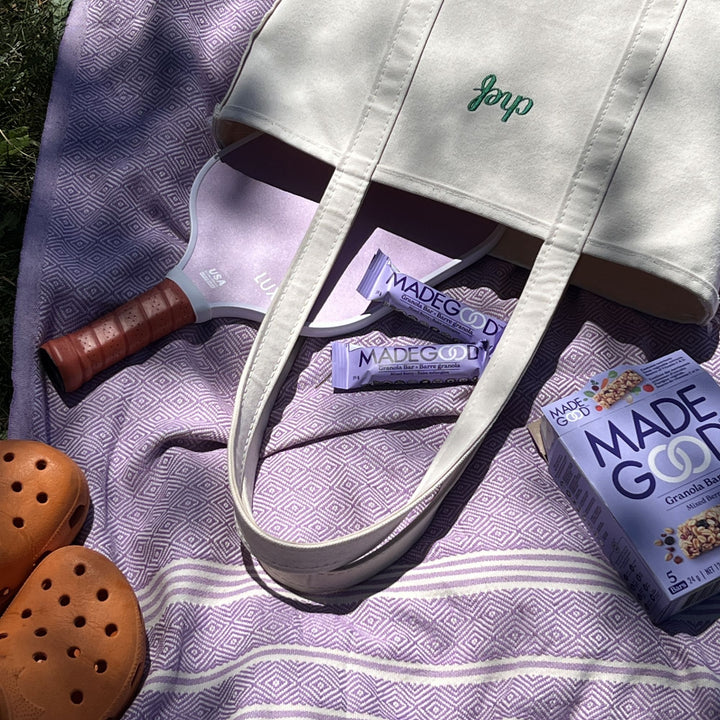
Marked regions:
[678,505,720,559]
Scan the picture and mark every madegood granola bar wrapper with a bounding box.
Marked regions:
[358,249,506,350]
[331,341,488,390]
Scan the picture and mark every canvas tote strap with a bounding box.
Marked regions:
[228,0,686,593]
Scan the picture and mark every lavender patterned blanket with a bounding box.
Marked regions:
[11,0,720,717]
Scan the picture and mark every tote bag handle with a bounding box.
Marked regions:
[228,0,684,593]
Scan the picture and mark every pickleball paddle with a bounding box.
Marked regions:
[39,133,503,392]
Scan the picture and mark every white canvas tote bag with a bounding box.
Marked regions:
[215,0,720,592]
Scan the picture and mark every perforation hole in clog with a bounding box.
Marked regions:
[32,652,47,663]
[11,482,21,492]
[34,627,47,637]
[67,646,80,658]
[73,616,86,628]
[3,452,14,462]
[35,459,47,471]
[95,659,107,673]
[105,623,118,638]
[97,588,109,602]
[12,518,24,529]
[73,563,86,576]
[41,579,52,590]
[36,492,48,504]
[59,594,70,606]
[70,690,83,705]
[21,608,31,619]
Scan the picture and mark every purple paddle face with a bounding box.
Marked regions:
[39,134,502,393]
[175,134,502,336]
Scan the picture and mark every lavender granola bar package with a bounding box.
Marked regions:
[357,250,506,350]
[539,350,720,622]
[332,341,488,390]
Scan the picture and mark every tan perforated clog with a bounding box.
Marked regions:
[0,441,90,612]
[0,545,147,720]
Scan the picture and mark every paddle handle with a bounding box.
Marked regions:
[39,278,196,393]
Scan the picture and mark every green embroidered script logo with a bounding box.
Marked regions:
[467,74,534,123]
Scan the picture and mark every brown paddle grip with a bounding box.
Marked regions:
[39,278,196,393]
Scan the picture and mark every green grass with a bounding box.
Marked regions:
[1,0,71,438]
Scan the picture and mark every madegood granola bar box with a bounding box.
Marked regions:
[539,350,720,622]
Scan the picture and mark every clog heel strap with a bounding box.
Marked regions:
[0,441,90,611]
[0,545,147,720]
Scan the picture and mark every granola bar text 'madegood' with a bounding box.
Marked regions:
[540,350,720,623]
